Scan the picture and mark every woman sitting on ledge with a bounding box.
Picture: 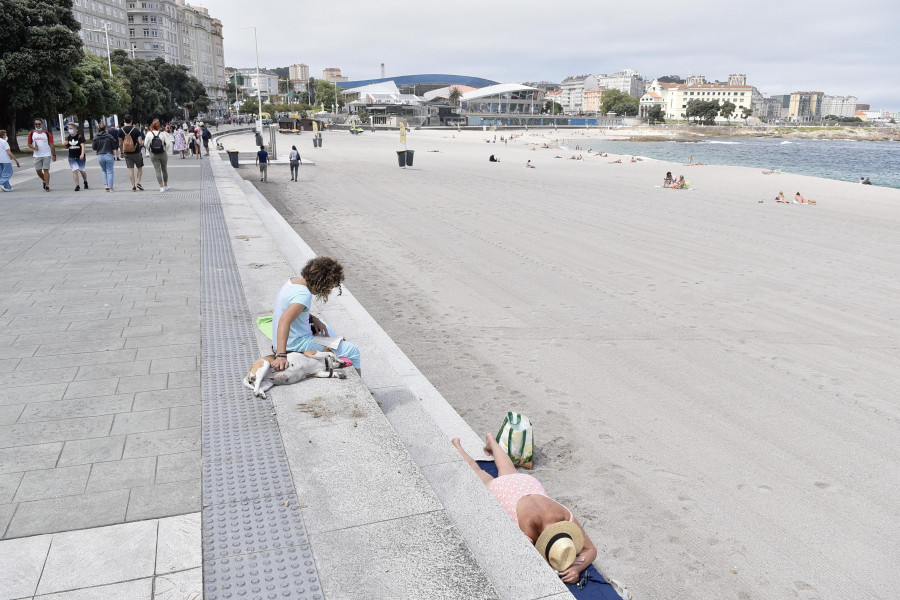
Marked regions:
[452,434,597,583]
[271,256,361,375]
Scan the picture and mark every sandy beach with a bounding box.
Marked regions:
[233,127,900,600]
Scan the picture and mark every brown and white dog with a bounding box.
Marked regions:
[243,351,346,399]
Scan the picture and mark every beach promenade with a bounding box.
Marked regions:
[232,127,900,600]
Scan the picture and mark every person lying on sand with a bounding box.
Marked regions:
[609,159,622,164]
[795,192,816,205]
[452,435,598,584]
[525,160,536,168]
[630,156,637,163]
[762,169,782,175]
[663,171,674,188]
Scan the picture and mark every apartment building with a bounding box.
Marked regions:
[322,68,349,83]
[234,69,279,103]
[820,95,858,118]
[72,0,130,58]
[289,63,310,89]
[594,70,646,99]
[788,91,825,122]
[559,75,590,113]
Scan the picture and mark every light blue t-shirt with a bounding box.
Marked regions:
[272,280,313,351]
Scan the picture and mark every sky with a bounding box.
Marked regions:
[204,0,899,110]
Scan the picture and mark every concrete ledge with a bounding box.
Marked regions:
[210,153,573,600]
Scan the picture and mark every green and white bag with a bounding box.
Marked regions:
[497,411,534,469]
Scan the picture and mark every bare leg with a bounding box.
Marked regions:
[485,433,518,476]
[452,438,494,486]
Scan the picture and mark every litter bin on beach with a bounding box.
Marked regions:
[313,137,319,148]
[405,149,415,166]
[226,150,239,168]
[255,132,263,146]
[396,150,407,167]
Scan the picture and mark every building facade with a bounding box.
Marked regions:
[639,74,754,120]
[72,0,130,58]
[788,91,825,122]
[322,68,349,83]
[559,75,590,113]
[594,70,645,99]
[289,63,310,89]
[582,88,609,114]
[234,68,279,103]
[820,95,858,118]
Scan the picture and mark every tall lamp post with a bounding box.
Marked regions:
[239,26,263,132]
[86,24,119,128]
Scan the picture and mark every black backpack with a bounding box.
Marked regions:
[149,132,164,154]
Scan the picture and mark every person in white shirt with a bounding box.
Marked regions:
[28,119,57,192]
[0,129,22,192]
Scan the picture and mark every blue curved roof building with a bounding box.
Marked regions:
[336,74,498,92]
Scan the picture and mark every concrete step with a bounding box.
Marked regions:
[211,154,573,600]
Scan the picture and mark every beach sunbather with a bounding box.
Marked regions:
[609,159,622,164]
[489,155,500,162]
[775,191,787,203]
[525,160,535,168]
[663,172,674,188]
[795,192,816,205]
[673,175,687,189]
[452,434,598,583]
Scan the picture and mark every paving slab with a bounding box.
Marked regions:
[85,457,157,493]
[13,465,91,503]
[156,513,202,575]
[0,534,51,600]
[5,489,129,539]
[125,479,200,521]
[153,567,202,600]
[33,578,152,600]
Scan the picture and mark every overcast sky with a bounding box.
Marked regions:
[207,0,898,110]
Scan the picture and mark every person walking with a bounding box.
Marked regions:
[289,145,300,181]
[256,145,268,182]
[201,124,212,156]
[92,123,117,192]
[28,119,56,192]
[65,123,89,191]
[0,129,22,192]
[146,119,171,192]
[108,123,121,160]
[119,114,145,191]
[173,125,188,158]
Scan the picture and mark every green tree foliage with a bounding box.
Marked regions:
[356,108,370,124]
[685,99,721,125]
[0,0,84,150]
[741,107,752,121]
[544,100,562,114]
[599,89,639,116]
[239,97,258,116]
[448,86,462,106]
[645,104,665,124]
[313,79,344,111]
[110,50,209,122]
[720,101,736,121]
[68,53,128,138]
[152,58,208,117]
[657,75,684,84]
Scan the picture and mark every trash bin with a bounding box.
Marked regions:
[313,137,319,148]
[226,150,239,168]
[255,132,263,146]
[318,136,323,148]
[405,149,415,167]
[396,150,406,167]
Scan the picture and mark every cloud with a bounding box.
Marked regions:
[210,0,899,109]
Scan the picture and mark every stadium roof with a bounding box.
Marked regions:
[336,74,498,89]
[461,83,541,100]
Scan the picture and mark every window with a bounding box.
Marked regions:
[129,27,135,36]
[128,15,133,22]
[151,29,158,37]
[143,28,149,36]
[141,15,148,22]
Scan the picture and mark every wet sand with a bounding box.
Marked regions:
[237,128,900,600]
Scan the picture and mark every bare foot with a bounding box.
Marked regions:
[451,437,461,449]
[483,433,495,456]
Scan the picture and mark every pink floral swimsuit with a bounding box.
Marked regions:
[489,474,574,542]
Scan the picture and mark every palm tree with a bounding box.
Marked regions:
[448,86,462,108]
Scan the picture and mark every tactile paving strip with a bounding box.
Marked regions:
[200,161,322,598]
[202,494,308,560]
[204,546,322,600]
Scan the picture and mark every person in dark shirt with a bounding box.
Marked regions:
[256,145,268,182]
[65,123,88,191]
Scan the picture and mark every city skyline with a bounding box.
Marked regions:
[209,0,898,111]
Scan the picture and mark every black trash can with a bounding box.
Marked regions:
[313,137,319,148]
[396,150,406,167]
[255,132,263,146]
[405,149,415,167]
[318,136,323,148]
[226,150,239,168]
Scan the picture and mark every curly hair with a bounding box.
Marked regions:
[301,256,344,302]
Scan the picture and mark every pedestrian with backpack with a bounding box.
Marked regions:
[147,119,171,192]
[119,115,145,191]
[201,124,212,156]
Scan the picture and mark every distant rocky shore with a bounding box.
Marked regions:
[619,125,898,142]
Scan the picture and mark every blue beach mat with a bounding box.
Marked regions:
[476,461,624,600]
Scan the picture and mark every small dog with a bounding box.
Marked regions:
[243,350,346,399]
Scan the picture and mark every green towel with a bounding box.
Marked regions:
[257,315,273,340]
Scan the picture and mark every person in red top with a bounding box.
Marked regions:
[28,119,57,192]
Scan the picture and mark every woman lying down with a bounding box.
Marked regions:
[452,434,598,583]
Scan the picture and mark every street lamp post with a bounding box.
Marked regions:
[239,26,263,132]
[86,24,119,128]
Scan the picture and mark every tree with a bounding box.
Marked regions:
[720,101,736,121]
[646,104,665,124]
[68,53,128,139]
[657,75,684,84]
[313,79,344,111]
[600,89,639,116]
[740,107,752,121]
[151,58,209,119]
[356,108,370,124]
[686,99,720,125]
[111,50,166,123]
[240,97,258,116]
[448,86,462,107]
[544,100,562,114]
[0,0,84,151]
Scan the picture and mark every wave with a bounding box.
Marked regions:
[779,141,793,145]
[702,140,740,145]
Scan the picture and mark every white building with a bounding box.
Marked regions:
[72,0,130,58]
[594,69,646,99]
[235,68,279,103]
[289,63,310,89]
[820,95,858,118]
[559,75,591,114]
[639,74,754,121]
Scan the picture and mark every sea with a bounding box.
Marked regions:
[560,137,900,189]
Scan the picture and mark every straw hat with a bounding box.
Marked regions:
[535,521,584,571]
